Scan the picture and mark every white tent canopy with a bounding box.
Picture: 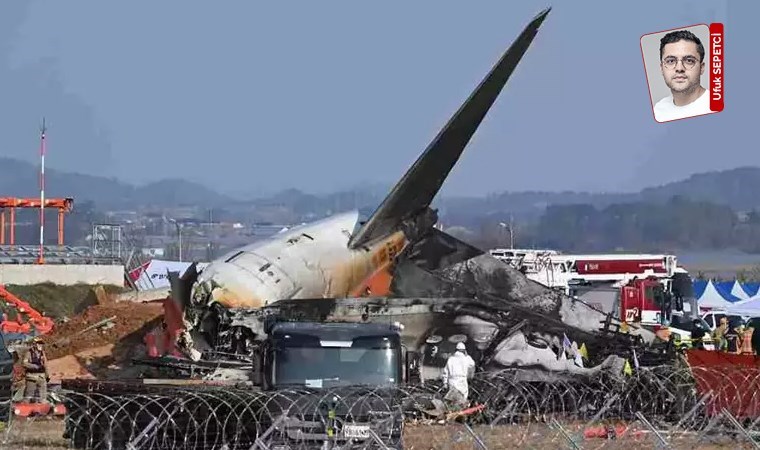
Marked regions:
[697,280,736,310]
[731,281,752,300]
[725,294,760,317]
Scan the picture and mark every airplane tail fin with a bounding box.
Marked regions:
[347,7,551,250]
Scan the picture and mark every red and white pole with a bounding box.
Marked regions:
[37,118,46,264]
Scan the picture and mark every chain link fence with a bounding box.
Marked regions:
[1,364,758,449]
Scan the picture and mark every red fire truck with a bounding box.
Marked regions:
[488,249,690,326]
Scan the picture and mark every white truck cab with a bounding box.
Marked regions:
[667,311,715,351]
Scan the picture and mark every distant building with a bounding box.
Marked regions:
[105,210,139,223]
[141,247,165,258]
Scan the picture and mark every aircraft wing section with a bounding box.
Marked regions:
[399,227,485,271]
[347,7,551,250]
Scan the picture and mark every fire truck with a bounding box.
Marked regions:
[488,249,691,327]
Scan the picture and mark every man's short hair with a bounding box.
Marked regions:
[659,29,705,62]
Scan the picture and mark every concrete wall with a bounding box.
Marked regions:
[0,264,124,286]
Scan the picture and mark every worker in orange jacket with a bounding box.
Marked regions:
[741,326,755,356]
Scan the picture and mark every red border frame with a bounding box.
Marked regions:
[640,23,715,124]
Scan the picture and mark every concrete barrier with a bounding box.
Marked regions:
[0,264,124,286]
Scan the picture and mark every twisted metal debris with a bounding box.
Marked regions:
[3,365,760,449]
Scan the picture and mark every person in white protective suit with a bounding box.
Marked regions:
[441,342,476,410]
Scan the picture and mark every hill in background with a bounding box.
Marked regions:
[0,157,233,209]
[2,155,760,221]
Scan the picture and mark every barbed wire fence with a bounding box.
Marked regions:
[1,365,759,449]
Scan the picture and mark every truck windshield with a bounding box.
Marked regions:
[272,335,400,388]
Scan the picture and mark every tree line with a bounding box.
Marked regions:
[474,195,760,254]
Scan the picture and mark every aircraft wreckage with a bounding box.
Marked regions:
[153,7,681,384]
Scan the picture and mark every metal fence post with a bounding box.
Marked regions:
[551,418,581,450]
[722,408,760,450]
[635,411,671,449]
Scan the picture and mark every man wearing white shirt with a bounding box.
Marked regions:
[652,29,714,122]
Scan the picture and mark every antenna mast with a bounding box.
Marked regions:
[37,118,46,264]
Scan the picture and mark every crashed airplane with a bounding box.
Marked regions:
[165,7,672,381]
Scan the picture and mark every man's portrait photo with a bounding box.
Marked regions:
[641,25,717,123]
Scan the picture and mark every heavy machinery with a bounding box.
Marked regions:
[138,319,413,448]
[619,276,684,325]
[139,307,416,386]
[260,321,409,389]
[488,250,693,327]
[0,285,55,340]
[258,320,411,448]
[0,333,12,421]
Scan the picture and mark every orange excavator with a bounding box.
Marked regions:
[0,285,55,336]
[0,285,65,418]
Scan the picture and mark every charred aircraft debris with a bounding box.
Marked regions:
[161,7,677,384]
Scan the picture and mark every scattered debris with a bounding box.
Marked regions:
[50,316,117,347]
[41,302,163,361]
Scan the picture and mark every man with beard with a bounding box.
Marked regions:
[652,29,713,122]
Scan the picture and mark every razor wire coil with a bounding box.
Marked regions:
[3,365,760,449]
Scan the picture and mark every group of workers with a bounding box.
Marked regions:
[690,317,760,355]
[442,317,760,413]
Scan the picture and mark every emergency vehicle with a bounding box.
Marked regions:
[488,249,690,327]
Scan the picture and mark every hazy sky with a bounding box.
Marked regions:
[0,0,753,198]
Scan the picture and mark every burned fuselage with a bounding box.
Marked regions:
[189,211,407,309]
[180,211,409,353]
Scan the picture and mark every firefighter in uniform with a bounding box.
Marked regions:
[741,325,755,355]
[691,319,707,350]
[724,320,742,355]
[441,342,476,410]
[22,337,50,404]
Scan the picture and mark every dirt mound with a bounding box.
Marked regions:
[47,355,95,381]
[3,283,129,319]
[41,301,164,361]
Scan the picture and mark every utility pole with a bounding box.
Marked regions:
[499,216,515,249]
[37,118,47,265]
[169,218,182,262]
[177,222,182,262]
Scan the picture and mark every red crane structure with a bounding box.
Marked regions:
[0,197,74,247]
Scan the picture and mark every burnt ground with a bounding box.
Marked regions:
[0,419,749,449]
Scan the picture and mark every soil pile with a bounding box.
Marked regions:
[41,301,164,361]
[47,355,95,381]
[3,283,129,319]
